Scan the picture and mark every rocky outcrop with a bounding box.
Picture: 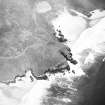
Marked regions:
[0,0,73,83]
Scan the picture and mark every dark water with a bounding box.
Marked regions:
[41,60,105,105]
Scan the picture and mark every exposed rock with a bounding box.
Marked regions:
[0,0,70,83]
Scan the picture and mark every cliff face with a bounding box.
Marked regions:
[0,0,105,105]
